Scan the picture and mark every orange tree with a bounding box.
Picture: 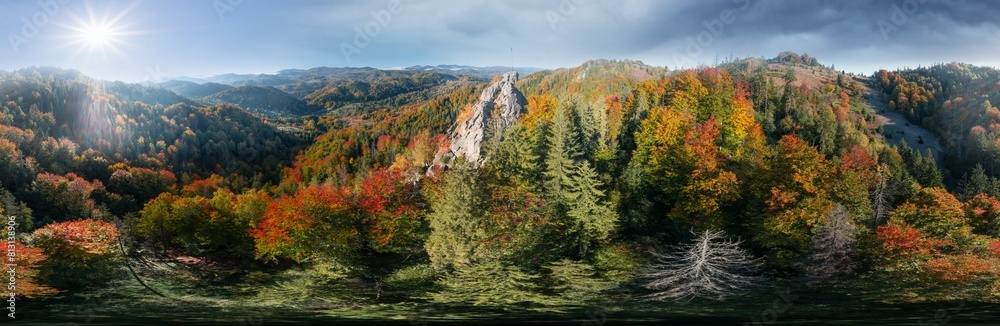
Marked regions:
[251,166,424,264]
[31,219,121,290]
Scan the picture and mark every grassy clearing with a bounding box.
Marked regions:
[11,270,1000,325]
[8,255,1000,325]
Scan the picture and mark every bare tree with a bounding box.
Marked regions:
[870,164,892,228]
[806,203,857,284]
[640,229,761,301]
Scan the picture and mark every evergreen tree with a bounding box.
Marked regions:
[566,161,618,255]
[543,104,582,208]
[962,164,998,200]
[425,167,486,269]
[486,124,542,185]
[914,150,944,188]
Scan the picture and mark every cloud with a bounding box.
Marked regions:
[3,0,999,81]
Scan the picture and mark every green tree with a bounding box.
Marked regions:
[565,161,618,254]
[961,164,998,200]
[486,123,542,185]
[425,168,486,269]
[543,103,582,206]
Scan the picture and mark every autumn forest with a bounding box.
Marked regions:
[5,52,1000,324]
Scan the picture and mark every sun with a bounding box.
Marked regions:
[81,23,115,48]
[72,21,122,53]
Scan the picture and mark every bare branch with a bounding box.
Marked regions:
[639,229,761,301]
[806,203,858,284]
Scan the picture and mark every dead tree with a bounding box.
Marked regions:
[870,164,892,227]
[640,229,761,301]
[806,203,857,284]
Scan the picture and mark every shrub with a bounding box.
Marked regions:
[384,263,438,300]
[385,263,436,290]
[591,242,644,283]
[32,219,122,290]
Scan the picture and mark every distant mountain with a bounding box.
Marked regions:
[201,85,323,116]
[403,65,543,80]
[156,80,233,99]
[170,66,544,100]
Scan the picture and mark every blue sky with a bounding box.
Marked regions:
[1,0,999,82]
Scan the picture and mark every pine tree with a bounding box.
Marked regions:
[914,150,944,188]
[962,164,998,200]
[486,124,541,185]
[425,167,486,269]
[566,160,618,254]
[543,104,582,207]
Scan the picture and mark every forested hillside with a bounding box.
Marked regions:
[155,80,233,99]
[0,67,306,228]
[201,85,323,117]
[7,54,1000,324]
[874,63,1000,185]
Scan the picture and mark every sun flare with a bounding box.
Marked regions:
[70,21,124,54]
[81,23,114,47]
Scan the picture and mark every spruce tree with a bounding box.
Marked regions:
[487,124,541,185]
[425,167,486,269]
[566,160,618,254]
[963,164,998,200]
[544,104,582,208]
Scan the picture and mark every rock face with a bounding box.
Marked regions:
[432,71,526,169]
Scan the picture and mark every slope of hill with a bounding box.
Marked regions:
[874,63,1000,179]
[304,72,458,115]
[15,54,1000,323]
[201,85,324,117]
[0,67,305,182]
[156,80,233,98]
[517,59,669,100]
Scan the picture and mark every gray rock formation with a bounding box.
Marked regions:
[432,71,526,170]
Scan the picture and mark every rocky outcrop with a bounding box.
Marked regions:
[431,71,526,170]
